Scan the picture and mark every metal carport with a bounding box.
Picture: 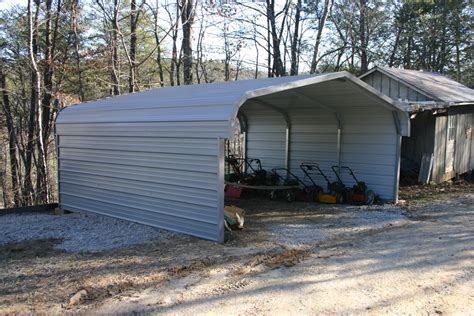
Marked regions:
[55,71,409,242]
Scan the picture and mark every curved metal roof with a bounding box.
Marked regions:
[57,71,409,137]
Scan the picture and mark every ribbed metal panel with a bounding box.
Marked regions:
[56,72,410,241]
[241,95,400,200]
[244,107,286,169]
[57,126,224,241]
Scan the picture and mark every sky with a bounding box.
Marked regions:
[0,0,25,10]
[0,0,318,73]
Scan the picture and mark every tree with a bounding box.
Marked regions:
[179,0,195,85]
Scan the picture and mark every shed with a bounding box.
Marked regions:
[360,67,474,183]
[55,71,409,242]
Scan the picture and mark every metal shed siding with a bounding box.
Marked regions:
[401,112,436,165]
[363,71,431,102]
[432,111,474,183]
[454,113,472,174]
[56,122,224,241]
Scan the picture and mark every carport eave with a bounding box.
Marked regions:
[227,71,411,139]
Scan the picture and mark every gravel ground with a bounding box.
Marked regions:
[262,203,407,246]
[0,211,174,252]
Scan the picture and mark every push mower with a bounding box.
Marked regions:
[300,161,346,204]
[270,168,319,202]
[331,166,375,205]
[225,156,267,185]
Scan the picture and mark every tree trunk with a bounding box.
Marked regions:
[71,0,85,101]
[267,0,285,77]
[290,0,301,76]
[24,0,41,205]
[0,66,21,206]
[129,0,138,92]
[111,0,120,95]
[36,0,56,203]
[310,0,332,74]
[389,26,402,67]
[358,0,368,74]
[170,3,180,87]
[179,0,194,85]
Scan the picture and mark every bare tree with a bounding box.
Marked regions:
[71,0,85,100]
[179,0,194,85]
[310,0,332,73]
[96,0,121,95]
[0,64,21,206]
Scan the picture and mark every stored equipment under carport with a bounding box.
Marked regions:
[300,162,345,204]
[331,166,375,205]
[225,156,267,185]
[270,167,319,202]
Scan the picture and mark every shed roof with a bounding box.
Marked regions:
[360,66,474,104]
[57,71,408,137]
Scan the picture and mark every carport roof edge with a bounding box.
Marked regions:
[56,71,409,136]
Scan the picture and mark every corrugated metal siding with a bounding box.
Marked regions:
[454,113,471,174]
[241,100,399,200]
[432,112,473,183]
[57,123,224,241]
[56,72,410,241]
[244,107,287,170]
[339,107,398,199]
[362,71,432,102]
[401,112,436,165]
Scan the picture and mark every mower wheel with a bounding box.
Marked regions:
[366,190,375,205]
[269,190,278,201]
[286,191,295,202]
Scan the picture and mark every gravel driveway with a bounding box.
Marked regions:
[0,211,174,252]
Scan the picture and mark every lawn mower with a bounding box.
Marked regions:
[331,166,375,205]
[225,156,267,185]
[300,161,346,204]
[270,167,319,202]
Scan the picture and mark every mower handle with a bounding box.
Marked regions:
[331,165,360,184]
[300,162,332,186]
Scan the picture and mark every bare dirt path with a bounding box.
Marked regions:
[1,184,473,315]
[95,193,474,315]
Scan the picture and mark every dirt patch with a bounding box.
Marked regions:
[247,248,310,269]
[0,238,63,261]
[399,179,474,204]
[1,185,473,314]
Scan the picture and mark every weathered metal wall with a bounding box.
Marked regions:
[401,112,436,164]
[432,110,474,183]
[362,71,432,102]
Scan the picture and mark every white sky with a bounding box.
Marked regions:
[0,0,319,73]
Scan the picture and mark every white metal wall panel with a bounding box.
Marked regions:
[57,123,224,241]
[339,107,398,199]
[289,107,397,200]
[288,107,338,188]
[243,107,287,170]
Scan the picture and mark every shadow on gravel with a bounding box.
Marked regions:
[1,190,473,314]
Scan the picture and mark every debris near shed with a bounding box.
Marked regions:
[224,206,245,231]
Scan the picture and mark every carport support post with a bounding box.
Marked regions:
[337,127,341,173]
[217,137,225,242]
[392,112,402,203]
[285,124,291,172]
[336,114,342,177]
